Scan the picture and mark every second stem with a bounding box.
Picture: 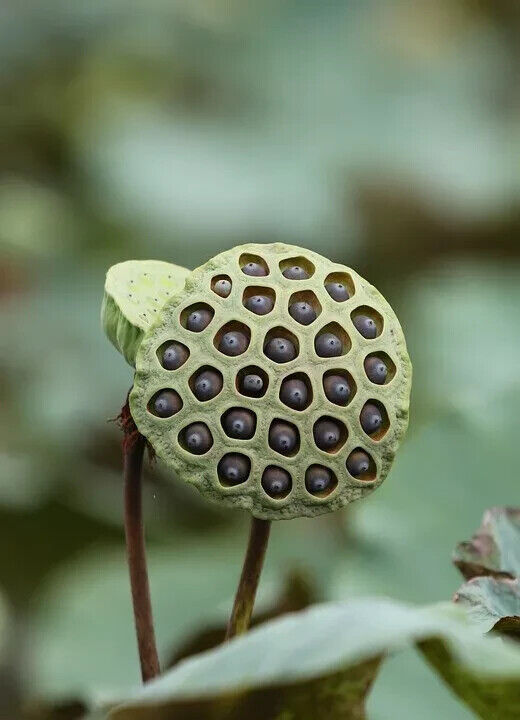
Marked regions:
[225,516,271,640]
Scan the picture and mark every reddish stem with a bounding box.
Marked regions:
[122,416,160,682]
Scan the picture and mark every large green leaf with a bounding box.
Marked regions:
[102,599,520,720]
[453,507,520,581]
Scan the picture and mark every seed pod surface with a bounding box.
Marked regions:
[129,243,411,520]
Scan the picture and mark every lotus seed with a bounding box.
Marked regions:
[241,373,264,396]
[353,315,377,339]
[193,368,222,401]
[269,421,298,455]
[264,336,297,363]
[214,278,231,297]
[305,465,333,495]
[279,378,308,410]
[289,301,316,325]
[283,265,309,280]
[218,453,250,485]
[161,342,189,370]
[346,450,372,478]
[245,294,274,315]
[364,356,388,385]
[326,282,349,302]
[313,418,341,451]
[152,390,182,418]
[360,403,383,435]
[315,332,342,357]
[222,408,256,440]
[186,307,213,332]
[262,467,291,498]
[182,422,213,454]
[323,374,350,405]
[242,262,267,277]
[218,330,249,356]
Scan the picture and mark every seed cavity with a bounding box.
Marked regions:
[261,466,292,499]
[218,453,251,486]
[305,465,337,497]
[148,389,183,418]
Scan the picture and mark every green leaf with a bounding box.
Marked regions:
[453,507,520,581]
[454,577,520,639]
[104,599,520,720]
[102,260,190,366]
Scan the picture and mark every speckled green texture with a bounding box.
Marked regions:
[102,260,190,366]
[130,243,412,520]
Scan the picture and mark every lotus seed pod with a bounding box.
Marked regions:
[128,243,411,520]
[102,260,190,366]
[364,356,388,385]
[245,294,274,315]
[289,301,316,325]
[162,342,189,371]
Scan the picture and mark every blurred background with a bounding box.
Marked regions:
[0,1,519,718]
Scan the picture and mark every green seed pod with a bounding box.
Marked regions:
[129,243,412,520]
[102,260,190,366]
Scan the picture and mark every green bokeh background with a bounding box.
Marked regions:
[0,1,518,718]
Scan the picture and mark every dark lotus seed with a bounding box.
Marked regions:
[313,418,341,450]
[279,378,308,410]
[282,265,309,280]
[214,278,231,297]
[346,450,371,478]
[218,453,250,485]
[364,356,388,385]
[193,369,222,401]
[269,421,298,455]
[245,294,274,315]
[360,403,383,435]
[323,374,350,405]
[353,315,377,339]
[315,332,342,357]
[223,408,256,439]
[186,307,213,332]
[262,467,291,497]
[241,373,264,396]
[218,330,249,356]
[264,336,297,363]
[289,301,316,325]
[152,390,182,418]
[162,342,189,370]
[183,422,213,455]
[242,261,267,277]
[326,282,349,302]
[305,465,333,495]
